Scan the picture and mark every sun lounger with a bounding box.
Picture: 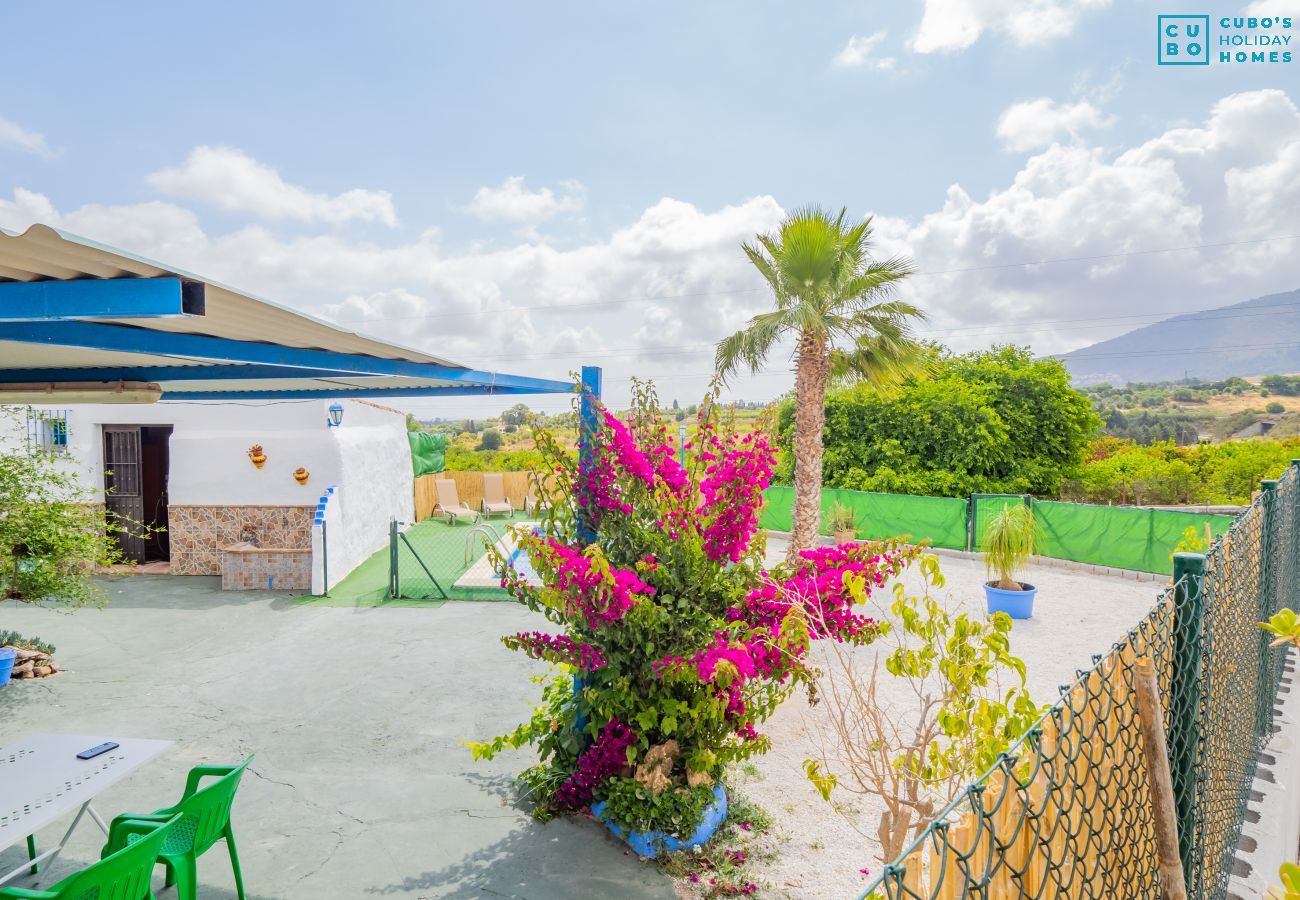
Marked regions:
[481,473,514,518]
[434,478,479,525]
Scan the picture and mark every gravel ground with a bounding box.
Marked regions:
[725,547,1168,899]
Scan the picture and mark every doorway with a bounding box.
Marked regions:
[103,425,172,563]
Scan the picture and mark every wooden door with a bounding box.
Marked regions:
[104,426,145,563]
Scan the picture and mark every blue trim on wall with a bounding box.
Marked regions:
[161,386,548,400]
[0,278,201,320]
[0,321,574,394]
[0,365,359,382]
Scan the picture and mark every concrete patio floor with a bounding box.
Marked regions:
[0,575,677,899]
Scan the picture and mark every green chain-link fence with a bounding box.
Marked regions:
[862,466,1297,899]
[388,516,520,601]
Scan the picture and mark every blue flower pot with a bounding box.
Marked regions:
[0,648,16,687]
[984,582,1037,619]
[592,783,727,858]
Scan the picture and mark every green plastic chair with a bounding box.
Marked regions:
[102,757,252,900]
[0,814,179,900]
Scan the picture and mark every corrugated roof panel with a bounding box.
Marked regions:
[0,224,460,368]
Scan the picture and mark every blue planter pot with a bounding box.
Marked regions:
[592,783,727,858]
[984,582,1037,619]
[0,648,16,687]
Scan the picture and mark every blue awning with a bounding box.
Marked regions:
[0,225,574,402]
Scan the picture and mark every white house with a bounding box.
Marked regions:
[12,398,413,593]
[0,224,577,596]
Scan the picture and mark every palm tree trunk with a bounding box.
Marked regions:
[789,329,830,559]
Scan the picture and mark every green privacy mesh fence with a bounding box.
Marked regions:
[761,486,970,550]
[863,468,1295,900]
[408,431,447,477]
[1036,501,1236,577]
[388,516,515,601]
[759,488,1236,575]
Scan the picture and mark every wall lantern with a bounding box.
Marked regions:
[327,403,344,428]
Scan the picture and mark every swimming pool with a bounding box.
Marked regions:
[453,522,541,590]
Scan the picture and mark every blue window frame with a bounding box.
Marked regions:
[26,408,70,455]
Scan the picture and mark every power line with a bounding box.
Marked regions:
[462,299,1300,365]
[327,232,1300,326]
[1054,339,1300,362]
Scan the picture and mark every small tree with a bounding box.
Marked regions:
[501,403,531,429]
[804,553,1042,860]
[478,428,503,451]
[0,409,124,607]
[982,504,1038,591]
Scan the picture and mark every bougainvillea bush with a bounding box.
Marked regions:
[469,383,921,843]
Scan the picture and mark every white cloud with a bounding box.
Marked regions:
[910,0,1111,54]
[463,176,585,223]
[7,89,1299,406]
[0,186,783,404]
[996,97,1115,152]
[0,116,54,159]
[1243,0,1300,15]
[147,146,398,227]
[868,88,1300,357]
[832,32,897,71]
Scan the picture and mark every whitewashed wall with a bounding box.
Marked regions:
[322,400,414,588]
[6,399,414,588]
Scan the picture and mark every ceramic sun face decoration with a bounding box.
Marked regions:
[248,444,267,468]
[293,467,310,485]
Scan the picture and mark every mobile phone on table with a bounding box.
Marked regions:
[76,742,119,760]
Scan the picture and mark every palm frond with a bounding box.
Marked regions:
[715,308,796,383]
[715,204,923,386]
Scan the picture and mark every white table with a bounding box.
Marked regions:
[0,733,171,885]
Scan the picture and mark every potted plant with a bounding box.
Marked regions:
[981,504,1038,619]
[826,501,857,545]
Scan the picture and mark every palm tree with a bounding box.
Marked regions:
[715,206,924,556]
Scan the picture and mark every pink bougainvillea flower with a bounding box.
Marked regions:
[542,539,654,628]
[554,718,637,810]
[502,631,607,670]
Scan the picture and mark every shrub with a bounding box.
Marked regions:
[469,382,921,843]
[0,409,125,606]
[804,554,1042,860]
[785,346,1099,499]
[477,428,504,451]
[0,630,55,656]
[1267,401,1286,414]
[825,502,856,535]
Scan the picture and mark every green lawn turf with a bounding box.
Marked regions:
[293,516,516,607]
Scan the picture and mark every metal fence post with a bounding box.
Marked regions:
[321,519,329,596]
[388,518,398,598]
[1289,460,1300,610]
[1169,550,1206,886]
[1258,479,1280,738]
[576,365,602,546]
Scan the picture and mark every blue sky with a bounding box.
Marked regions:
[3,1,1299,414]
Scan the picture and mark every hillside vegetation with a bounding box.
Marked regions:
[1084,374,1300,443]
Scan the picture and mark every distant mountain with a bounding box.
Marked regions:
[1061,288,1300,385]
